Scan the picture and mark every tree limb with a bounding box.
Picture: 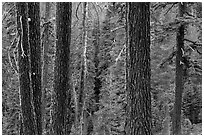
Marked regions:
[159,48,176,68]
[184,38,202,46]
[76,2,82,20]
[164,3,177,15]
[111,26,125,32]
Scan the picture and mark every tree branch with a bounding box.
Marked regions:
[111,26,125,32]
[159,48,176,68]
[184,38,202,46]
[164,3,177,15]
[75,2,82,20]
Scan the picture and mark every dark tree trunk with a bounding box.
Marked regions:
[172,3,185,135]
[16,2,36,135]
[27,2,42,135]
[93,21,101,112]
[125,2,152,135]
[53,2,72,135]
[41,2,51,134]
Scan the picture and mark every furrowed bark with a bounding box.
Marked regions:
[53,2,72,135]
[28,2,42,134]
[16,2,36,135]
[172,2,185,135]
[125,2,152,135]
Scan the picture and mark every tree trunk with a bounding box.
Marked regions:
[93,21,101,112]
[27,2,42,135]
[125,2,152,135]
[53,2,72,135]
[79,2,89,135]
[41,2,51,134]
[16,2,36,135]
[172,2,185,135]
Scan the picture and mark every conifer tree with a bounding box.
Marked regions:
[125,2,152,135]
[53,2,72,135]
[27,2,42,134]
[16,2,36,135]
[172,2,185,135]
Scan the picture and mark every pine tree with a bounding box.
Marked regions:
[172,2,185,135]
[16,2,36,135]
[52,2,72,135]
[27,2,42,134]
[41,2,51,134]
[125,2,152,135]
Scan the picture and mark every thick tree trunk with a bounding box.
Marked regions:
[53,2,72,135]
[172,2,185,135]
[27,2,42,135]
[16,2,36,135]
[125,2,152,135]
[41,2,51,134]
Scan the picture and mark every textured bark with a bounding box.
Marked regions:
[28,2,42,135]
[41,2,50,134]
[172,3,185,135]
[80,2,89,135]
[79,2,87,119]
[53,2,72,135]
[16,2,36,135]
[93,21,101,112]
[125,2,152,135]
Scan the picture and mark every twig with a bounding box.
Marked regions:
[115,44,125,63]
[164,3,177,15]
[159,47,176,68]
[185,11,196,18]
[76,2,82,20]
[20,16,26,58]
[91,2,100,26]
[184,38,202,46]
[111,26,125,32]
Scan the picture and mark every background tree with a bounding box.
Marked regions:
[16,2,36,135]
[172,2,185,135]
[52,2,72,135]
[27,2,42,134]
[125,2,152,135]
[41,2,51,134]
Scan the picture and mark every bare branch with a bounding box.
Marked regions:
[111,26,125,32]
[153,2,178,11]
[164,3,177,15]
[115,44,126,63]
[91,2,100,23]
[75,2,82,20]
[159,48,176,68]
[184,39,202,46]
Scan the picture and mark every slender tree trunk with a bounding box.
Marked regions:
[91,21,101,135]
[53,2,72,135]
[80,2,89,135]
[27,2,42,135]
[125,2,152,135]
[16,2,36,135]
[41,2,51,134]
[93,21,101,112]
[172,2,185,135]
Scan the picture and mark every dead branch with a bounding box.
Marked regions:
[159,48,176,68]
[76,2,82,20]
